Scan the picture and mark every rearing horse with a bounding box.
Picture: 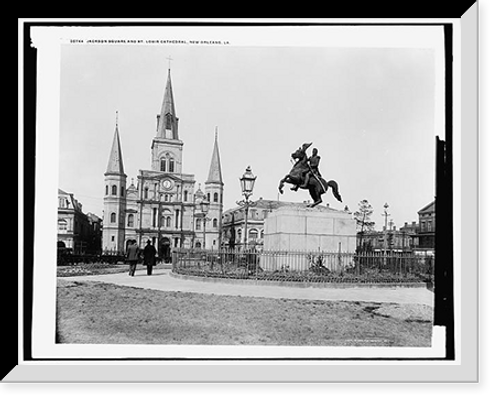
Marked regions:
[278,144,342,208]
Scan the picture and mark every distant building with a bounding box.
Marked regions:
[86,212,103,255]
[417,200,435,252]
[399,220,418,233]
[221,198,340,251]
[357,225,417,253]
[57,189,102,254]
[356,201,435,254]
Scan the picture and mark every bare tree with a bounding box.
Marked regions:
[354,199,375,252]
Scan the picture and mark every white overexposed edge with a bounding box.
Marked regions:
[17,16,476,378]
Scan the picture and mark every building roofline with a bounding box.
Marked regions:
[418,200,436,214]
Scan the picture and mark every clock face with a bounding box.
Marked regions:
[162,179,173,190]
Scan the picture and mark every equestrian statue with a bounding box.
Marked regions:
[278,142,342,208]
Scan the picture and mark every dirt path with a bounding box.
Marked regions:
[63,265,434,307]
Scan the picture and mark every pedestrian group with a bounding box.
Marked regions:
[125,239,157,276]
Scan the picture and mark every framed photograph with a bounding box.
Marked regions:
[12,9,478,382]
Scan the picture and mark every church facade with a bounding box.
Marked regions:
[102,68,224,259]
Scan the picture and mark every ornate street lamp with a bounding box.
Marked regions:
[240,165,257,197]
[200,197,210,249]
[237,166,257,250]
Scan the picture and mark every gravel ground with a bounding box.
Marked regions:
[56,280,432,346]
[374,303,433,322]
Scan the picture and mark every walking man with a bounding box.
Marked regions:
[126,240,140,276]
[143,239,157,276]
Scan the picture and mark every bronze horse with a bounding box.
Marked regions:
[278,144,342,208]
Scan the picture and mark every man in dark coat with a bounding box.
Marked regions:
[143,239,157,276]
[301,147,323,188]
[126,240,140,276]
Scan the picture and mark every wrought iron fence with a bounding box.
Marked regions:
[172,248,434,282]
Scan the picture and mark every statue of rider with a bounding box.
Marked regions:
[302,147,322,187]
[290,142,312,191]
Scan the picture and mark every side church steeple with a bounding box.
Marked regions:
[206,129,223,185]
[105,116,125,175]
[204,128,224,249]
[103,113,127,253]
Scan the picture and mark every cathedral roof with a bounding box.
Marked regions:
[206,133,223,185]
[105,125,125,175]
[127,179,137,191]
[194,183,205,201]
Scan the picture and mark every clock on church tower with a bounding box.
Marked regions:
[162,179,173,190]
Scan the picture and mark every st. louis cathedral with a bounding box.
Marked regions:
[102,67,224,260]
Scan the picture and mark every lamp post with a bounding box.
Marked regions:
[382,202,390,252]
[200,197,210,249]
[237,166,257,251]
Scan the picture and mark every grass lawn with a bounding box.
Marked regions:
[56,279,433,346]
[57,263,129,277]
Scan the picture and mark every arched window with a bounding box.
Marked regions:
[111,185,117,195]
[206,193,210,203]
[166,216,172,228]
[144,187,149,199]
[127,214,134,227]
[195,218,201,231]
[213,218,218,228]
[213,192,218,203]
[249,229,259,240]
[110,212,116,223]
[160,157,166,172]
[168,158,175,172]
[184,190,188,202]
[121,186,124,197]
[166,113,172,130]
[105,185,108,195]
[152,208,157,227]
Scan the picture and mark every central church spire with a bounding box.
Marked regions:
[156,68,179,140]
[151,66,183,173]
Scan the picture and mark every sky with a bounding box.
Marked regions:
[58,36,441,230]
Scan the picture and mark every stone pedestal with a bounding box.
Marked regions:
[261,205,356,272]
[264,205,357,252]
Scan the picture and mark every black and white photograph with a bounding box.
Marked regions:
[54,37,440,350]
[13,13,481,384]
